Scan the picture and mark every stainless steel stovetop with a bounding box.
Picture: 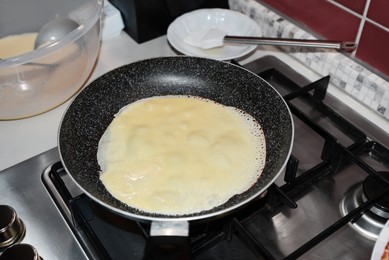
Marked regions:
[1,56,389,260]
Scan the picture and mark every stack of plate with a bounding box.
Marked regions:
[167,8,261,60]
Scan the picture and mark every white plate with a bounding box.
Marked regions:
[167,8,261,60]
[372,220,389,260]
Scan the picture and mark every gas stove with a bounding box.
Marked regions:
[1,56,389,259]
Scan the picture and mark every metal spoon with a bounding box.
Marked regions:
[34,18,79,49]
[0,18,79,68]
[1,18,79,59]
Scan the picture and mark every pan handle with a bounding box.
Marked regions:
[144,236,192,260]
[144,221,192,260]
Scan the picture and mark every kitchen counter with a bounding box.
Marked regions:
[1,31,388,171]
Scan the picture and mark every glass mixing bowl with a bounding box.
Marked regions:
[0,0,103,120]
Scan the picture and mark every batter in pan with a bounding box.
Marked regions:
[97,96,266,215]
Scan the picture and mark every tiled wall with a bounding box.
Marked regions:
[229,0,389,121]
[258,0,389,78]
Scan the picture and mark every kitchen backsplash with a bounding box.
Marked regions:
[229,0,389,121]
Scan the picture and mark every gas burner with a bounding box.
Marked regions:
[340,172,389,240]
[0,244,41,260]
[363,172,389,218]
[0,205,26,250]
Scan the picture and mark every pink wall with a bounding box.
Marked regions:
[259,0,389,77]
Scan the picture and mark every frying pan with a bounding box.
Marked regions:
[58,56,294,258]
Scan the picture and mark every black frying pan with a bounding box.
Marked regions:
[58,56,293,257]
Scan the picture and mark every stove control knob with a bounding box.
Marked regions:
[0,205,26,250]
[0,244,41,260]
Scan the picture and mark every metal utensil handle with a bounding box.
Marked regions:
[224,36,357,52]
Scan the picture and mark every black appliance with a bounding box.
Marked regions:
[108,0,229,43]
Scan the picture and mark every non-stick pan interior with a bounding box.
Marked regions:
[59,56,293,221]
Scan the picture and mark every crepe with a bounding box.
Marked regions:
[97,96,266,215]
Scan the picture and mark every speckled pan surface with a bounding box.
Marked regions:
[58,56,294,222]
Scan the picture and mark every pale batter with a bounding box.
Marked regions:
[98,96,266,215]
[0,33,37,59]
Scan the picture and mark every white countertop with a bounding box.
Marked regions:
[1,31,388,171]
